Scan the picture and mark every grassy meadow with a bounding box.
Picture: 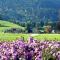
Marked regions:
[0,20,60,42]
[0,33,59,42]
[0,20,25,32]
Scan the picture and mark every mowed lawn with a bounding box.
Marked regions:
[0,33,60,42]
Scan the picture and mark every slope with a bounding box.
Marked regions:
[0,20,25,32]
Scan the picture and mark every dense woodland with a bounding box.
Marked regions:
[0,0,60,33]
[0,0,60,22]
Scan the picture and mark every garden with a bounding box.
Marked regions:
[0,36,59,60]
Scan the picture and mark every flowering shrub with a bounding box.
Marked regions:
[0,37,60,60]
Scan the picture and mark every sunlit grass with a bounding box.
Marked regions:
[0,33,29,42]
[0,33,60,42]
[0,20,25,32]
[34,34,60,41]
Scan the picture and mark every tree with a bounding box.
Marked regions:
[26,21,32,33]
[0,14,3,20]
[40,21,44,27]
[56,21,60,33]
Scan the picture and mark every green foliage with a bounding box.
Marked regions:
[42,47,56,60]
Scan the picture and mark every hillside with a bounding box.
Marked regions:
[0,20,25,32]
[0,0,60,23]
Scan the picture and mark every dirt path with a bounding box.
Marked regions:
[30,34,39,37]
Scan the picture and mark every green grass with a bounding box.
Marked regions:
[0,20,21,27]
[34,34,60,41]
[0,20,25,32]
[0,33,59,42]
[0,33,29,42]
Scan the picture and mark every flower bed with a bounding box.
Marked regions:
[0,37,60,60]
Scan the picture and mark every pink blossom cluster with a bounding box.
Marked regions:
[0,37,59,60]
